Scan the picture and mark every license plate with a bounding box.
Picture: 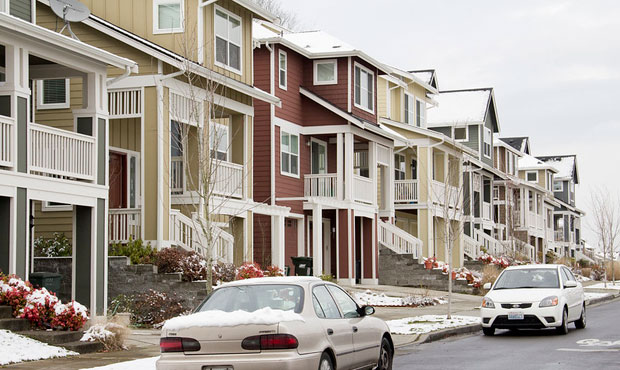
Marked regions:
[202,367,232,370]
[508,312,524,320]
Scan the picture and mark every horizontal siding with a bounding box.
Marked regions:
[32,201,73,242]
[10,0,31,22]
[274,45,304,125]
[350,57,378,124]
[302,57,349,115]
[110,118,141,152]
[252,47,271,203]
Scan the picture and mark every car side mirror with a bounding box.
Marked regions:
[564,280,578,289]
[360,305,375,316]
[483,283,492,290]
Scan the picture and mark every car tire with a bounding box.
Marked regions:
[556,308,569,335]
[319,352,333,370]
[575,304,586,329]
[482,327,495,336]
[377,337,393,370]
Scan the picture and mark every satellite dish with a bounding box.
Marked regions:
[49,0,91,40]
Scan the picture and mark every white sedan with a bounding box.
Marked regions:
[480,264,586,336]
[156,277,394,370]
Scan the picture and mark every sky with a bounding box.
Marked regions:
[277,0,620,248]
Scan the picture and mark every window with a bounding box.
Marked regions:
[215,6,242,73]
[312,285,341,319]
[196,285,304,313]
[281,131,299,176]
[526,171,538,183]
[327,285,359,318]
[507,153,514,175]
[42,202,72,212]
[415,98,426,127]
[37,79,70,109]
[278,50,287,90]
[310,139,327,174]
[210,122,229,161]
[354,63,374,112]
[454,127,468,141]
[314,59,337,85]
[404,93,414,124]
[153,0,183,34]
[0,0,7,13]
[553,181,563,192]
[394,154,406,180]
[483,127,492,158]
[547,172,553,191]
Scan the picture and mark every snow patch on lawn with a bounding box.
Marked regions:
[587,282,620,290]
[353,290,446,307]
[163,307,304,331]
[0,329,78,365]
[79,356,159,370]
[584,292,611,300]
[387,315,480,335]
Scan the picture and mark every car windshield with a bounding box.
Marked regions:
[493,269,560,289]
[195,284,304,314]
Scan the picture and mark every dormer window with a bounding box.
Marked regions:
[154,0,184,34]
[314,59,337,85]
[526,171,538,183]
[553,181,563,192]
[454,127,468,141]
[215,6,242,73]
[354,63,374,113]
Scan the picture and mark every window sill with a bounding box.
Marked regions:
[215,61,243,76]
[280,171,300,179]
[353,102,375,115]
[153,28,185,35]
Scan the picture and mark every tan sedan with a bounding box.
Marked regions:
[156,277,394,370]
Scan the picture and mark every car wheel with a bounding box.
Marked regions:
[377,337,393,370]
[556,308,569,335]
[319,352,333,370]
[575,304,586,329]
[482,327,495,336]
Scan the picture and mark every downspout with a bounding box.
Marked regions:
[106,65,133,87]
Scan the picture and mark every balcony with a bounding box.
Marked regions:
[431,180,459,208]
[394,179,418,203]
[109,208,141,244]
[304,173,338,198]
[171,158,244,199]
[0,116,13,168]
[353,175,374,204]
[483,202,491,220]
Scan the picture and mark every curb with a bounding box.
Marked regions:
[586,293,620,306]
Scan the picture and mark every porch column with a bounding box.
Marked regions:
[13,189,28,278]
[336,133,343,200]
[271,214,285,269]
[312,203,323,277]
[369,142,377,207]
[0,196,10,274]
[387,147,394,213]
[344,133,354,201]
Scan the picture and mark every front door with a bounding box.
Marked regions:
[109,152,127,209]
[323,218,331,276]
[311,139,327,174]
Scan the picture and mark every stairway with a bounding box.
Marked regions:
[169,209,234,263]
[0,305,103,354]
[378,220,423,261]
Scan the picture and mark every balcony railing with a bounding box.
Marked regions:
[483,202,491,220]
[213,160,244,199]
[169,209,233,263]
[171,156,184,194]
[109,208,141,244]
[0,116,13,167]
[555,230,567,242]
[394,179,418,203]
[431,180,459,208]
[378,220,422,261]
[353,175,374,204]
[304,173,338,198]
[29,122,95,181]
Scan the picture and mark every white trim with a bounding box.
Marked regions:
[415,97,426,128]
[273,116,302,135]
[482,126,492,159]
[214,4,243,75]
[109,146,142,208]
[313,59,338,85]
[41,201,73,212]
[353,62,375,114]
[553,180,564,192]
[36,79,70,110]
[347,57,351,112]
[280,130,300,178]
[153,0,185,34]
[403,92,414,125]
[453,126,468,142]
[526,171,538,183]
[0,0,8,14]
[278,49,287,90]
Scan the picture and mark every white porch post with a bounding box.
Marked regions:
[336,133,343,200]
[344,132,354,201]
[387,147,395,213]
[312,203,323,276]
[272,215,285,268]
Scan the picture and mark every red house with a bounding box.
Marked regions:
[252,21,398,284]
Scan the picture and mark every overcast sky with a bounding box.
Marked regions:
[278,0,620,247]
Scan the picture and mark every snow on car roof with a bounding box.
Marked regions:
[162,307,305,331]
[426,89,491,126]
[219,276,322,288]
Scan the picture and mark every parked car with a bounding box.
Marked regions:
[156,276,394,370]
[480,264,585,336]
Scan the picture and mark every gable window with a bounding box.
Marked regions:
[454,126,468,141]
[278,50,287,90]
[553,181,563,192]
[314,59,337,85]
[404,93,414,125]
[415,98,426,127]
[281,131,299,176]
[154,0,183,34]
[526,171,538,183]
[210,122,229,161]
[354,63,374,113]
[394,154,406,180]
[215,6,242,73]
[37,79,70,109]
[483,127,492,158]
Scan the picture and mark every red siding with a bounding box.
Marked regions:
[274,125,307,214]
[350,57,379,124]
[303,57,349,113]
[284,217,298,271]
[275,45,304,125]
[253,46,273,203]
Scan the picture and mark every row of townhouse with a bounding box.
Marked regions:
[0,0,585,314]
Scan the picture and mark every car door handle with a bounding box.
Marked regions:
[327,329,334,335]
[352,326,358,333]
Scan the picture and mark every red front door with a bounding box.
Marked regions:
[109,152,127,209]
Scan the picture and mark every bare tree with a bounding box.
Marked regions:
[253,0,301,30]
[590,187,620,287]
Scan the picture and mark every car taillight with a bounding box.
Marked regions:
[241,334,299,350]
[160,337,201,353]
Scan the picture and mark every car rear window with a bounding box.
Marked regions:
[195,284,304,313]
[493,268,560,289]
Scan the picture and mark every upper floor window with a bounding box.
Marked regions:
[394,154,406,180]
[482,127,492,158]
[507,152,514,175]
[314,59,337,85]
[154,0,184,34]
[526,171,538,183]
[37,79,70,110]
[454,126,468,141]
[415,98,426,127]
[278,50,287,90]
[404,93,414,125]
[553,180,563,192]
[215,6,242,73]
[281,131,299,177]
[354,63,374,113]
[0,0,7,14]
[210,122,229,161]
[547,172,553,192]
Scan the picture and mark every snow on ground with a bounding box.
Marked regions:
[586,281,620,290]
[163,307,304,331]
[387,315,481,335]
[585,292,611,301]
[0,329,78,365]
[80,356,159,370]
[353,290,446,307]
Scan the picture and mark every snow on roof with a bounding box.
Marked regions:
[410,71,434,85]
[162,308,305,331]
[426,89,491,126]
[537,155,576,181]
[518,153,557,172]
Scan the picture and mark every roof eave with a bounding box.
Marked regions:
[231,0,278,22]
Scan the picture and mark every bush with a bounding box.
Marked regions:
[212,263,236,284]
[604,261,620,280]
[581,267,592,279]
[131,290,187,327]
[155,248,209,282]
[319,274,334,282]
[236,262,264,280]
[0,273,34,315]
[264,265,284,277]
[34,232,72,257]
[578,259,592,268]
[52,301,88,331]
[481,264,501,287]
[81,322,130,351]
[20,288,60,329]
[109,239,156,265]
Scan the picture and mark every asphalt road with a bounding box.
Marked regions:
[394,298,620,370]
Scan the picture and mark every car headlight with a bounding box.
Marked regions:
[539,296,559,308]
[481,297,495,308]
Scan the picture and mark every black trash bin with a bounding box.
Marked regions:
[29,272,62,294]
[291,256,313,276]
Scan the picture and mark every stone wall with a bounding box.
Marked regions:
[33,257,72,302]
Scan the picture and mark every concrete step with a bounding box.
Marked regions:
[0,305,13,319]
[61,340,104,354]
[19,330,83,345]
[0,318,31,331]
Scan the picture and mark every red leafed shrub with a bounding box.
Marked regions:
[236,262,264,280]
[212,263,237,283]
[20,288,60,329]
[131,290,187,327]
[52,301,89,331]
[0,273,34,315]
[155,248,209,282]
[264,265,284,277]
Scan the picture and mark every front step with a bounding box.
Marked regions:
[0,318,31,331]
[19,330,83,345]
[61,340,104,354]
[0,305,13,319]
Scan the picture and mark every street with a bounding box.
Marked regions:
[394,298,620,370]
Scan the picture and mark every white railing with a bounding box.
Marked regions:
[304,173,337,198]
[394,179,418,203]
[483,202,491,220]
[211,224,234,264]
[378,220,423,261]
[169,92,199,125]
[169,209,234,263]
[555,230,566,243]
[109,89,142,118]
[537,214,544,230]
[464,234,481,259]
[213,160,244,199]
[109,208,141,244]
[353,175,374,204]
[474,229,503,256]
[431,180,459,208]
[29,122,95,181]
[0,116,13,167]
[171,156,184,194]
[170,209,197,253]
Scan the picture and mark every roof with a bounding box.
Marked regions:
[409,69,438,89]
[385,67,439,95]
[536,155,579,183]
[518,153,558,173]
[500,137,531,154]
[493,138,523,157]
[426,88,499,132]
[231,0,277,22]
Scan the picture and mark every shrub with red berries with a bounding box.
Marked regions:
[236,262,265,280]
